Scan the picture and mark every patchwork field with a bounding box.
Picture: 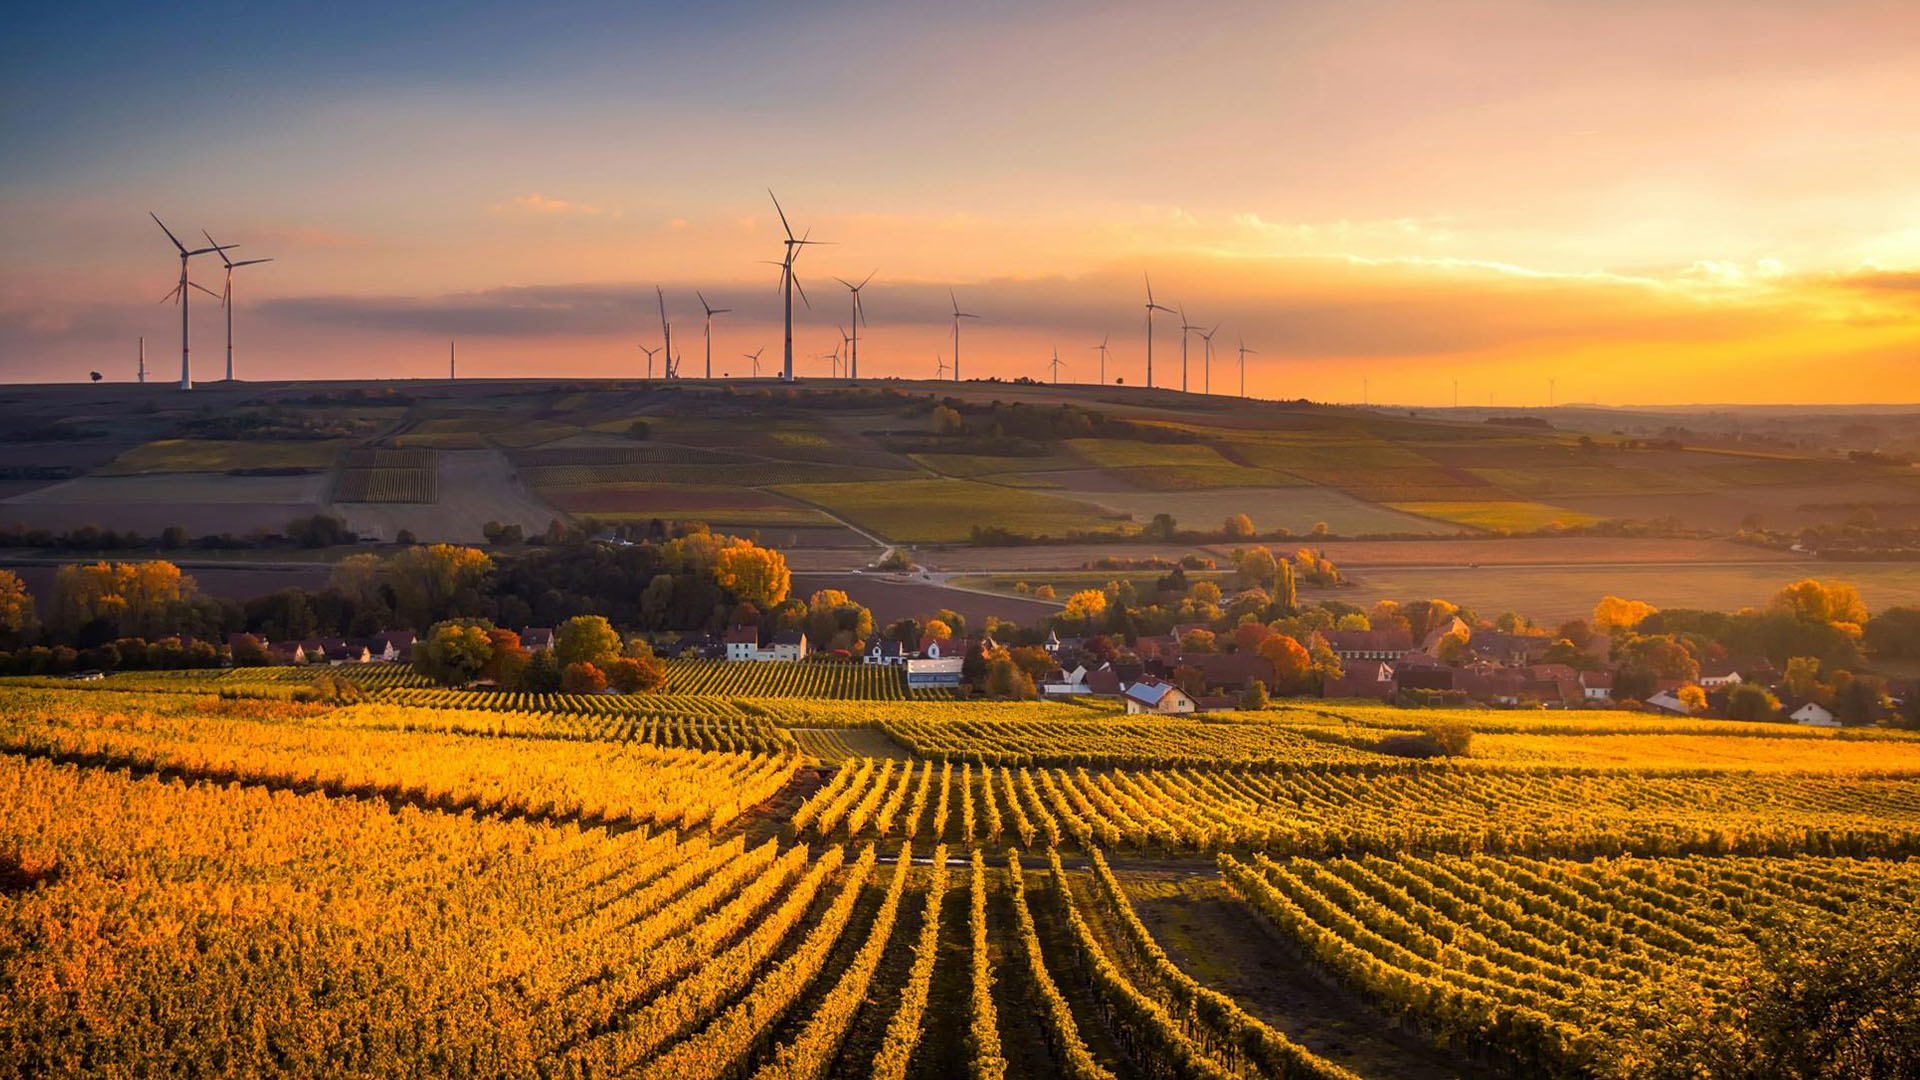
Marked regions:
[774,478,1133,543]
[1387,500,1602,532]
[1057,484,1456,536]
[97,438,353,475]
[327,449,560,543]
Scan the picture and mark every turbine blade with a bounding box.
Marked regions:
[202,229,233,267]
[190,281,222,300]
[857,269,876,289]
[769,190,795,240]
[231,258,273,268]
[151,213,186,253]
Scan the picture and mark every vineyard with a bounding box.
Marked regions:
[333,447,438,502]
[3,679,1918,1080]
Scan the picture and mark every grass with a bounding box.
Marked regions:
[99,439,354,475]
[1064,438,1235,469]
[772,477,1133,543]
[1387,500,1602,532]
[908,452,1081,477]
[490,420,581,448]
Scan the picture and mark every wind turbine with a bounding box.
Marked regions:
[639,343,661,379]
[935,353,949,380]
[1198,324,1219,395]
[1177,305,1201,394]
[823,345,841,378]
[1048,347,1065,384]
[137,337,146,384]
[769,190,826,380]
[1237,338,1257,398]
[1092,334,1110,386]
[743,348,763,377]
[1142,274,1174,389]
[655,286,676,380]
[202,230,272,381]
[949,289,979,381]
[696,291,730,379]
[837,326,855,378]
[834,270,874,380]
[150,213,232,390]
[449,340,456,379]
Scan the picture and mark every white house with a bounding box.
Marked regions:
[724,626,762,662]
[918,636,954,660]
[1697,661,1743,690]
[1791,702,1839,727]
[520,627,555,653]
[864,639,908,666]
[1041,665,1091,697]
[765,631,809,662]
[1579,670,1613,702]
[906,655,964,688]
[1122,678,1196,715]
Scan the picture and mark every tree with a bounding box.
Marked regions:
[922,618,953,642]
[1335,612,1371,631]
[1772,578,1867,629]
[1275,559,1297,609]
[1725,682,1781,723]
[1233,621,1277,653]
[555,615,621,670]
[481,628,530,686]
[1062,589,1108,625]
[561,661,608,693]
[1434,627,1471,666]
[1676,683,1708,713]
[1834,674,1888,725]
[1618,634,1701,681]
[1033,584,1056,600]
[1190,580,1222,606]
[606,655,665,693]
[412,621,494,686]
[1224,513,1255,539]
[803,589,873,652]
[54,560,194,639]
[714,540,791,608]
[1593,595,1658,633]
[386,544,492,628]
[229,633,271,667]
[1401,599,1460,643]
[1865,606,1920,659]
[1173,663,1207,698]
[983,647,1036,699]
[1237,546,1278,591]
[1258,634,1312,692]
[1238,679,1269,710]
[1784,656,1822,701]
[640,573,676,627]
[931,404,964,435]
[1149,513,1178,541]
[0,570,36,643]
[1179,628,1218,653]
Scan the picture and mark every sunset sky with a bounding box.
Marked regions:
[3,0,1918,403]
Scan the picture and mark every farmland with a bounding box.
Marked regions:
[775,477,1134,543]
[3,675,1917,1079]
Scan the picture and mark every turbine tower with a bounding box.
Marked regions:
[838,326,854,378]
[834,270,874,380]
[202,230,272,382]
[743,348,763,377]
[1142,274,1174,389]
[1198,324,1219,395]
[639,344,660,379]
[768,191,825,380]
[1093,334,1109,386]
[150,213,231,390]
[1237,338,1257,398]
[137,337,146,384]
[1048,347,1064,384]
[655,286,676,379]
[1177,305,1199,394]
[696,291,730,379]
[449,340,456,379]
[949,289,979,381]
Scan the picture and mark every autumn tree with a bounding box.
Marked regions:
[54,560,194,639]
[561,661,608,693]
[714,540,791,609]
[606,655,666,693]
[481,628,530,687]
[1783,656,1822,701]
[1238,679,1270,710]
[1258,634,1312,693]
[386,544,493,628]
[803,589,873,652]
[0,569,36,644]
[1676,683,1708,713]
[555,615,621,670]
[1237,546,1278,591]
[1865,606,1920,659]
[1233,621,1277,653]
[1062,589,1108,626]
[1224,513,1255,539]
[412,621,495,686]
[1771,578,1867,631]
[1593,595,1658,634]
[1179,628,1218,653]
[1725,682,1781,723]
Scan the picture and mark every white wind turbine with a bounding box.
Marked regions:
[743,348,763,377]
[949,289,979,382]
[151,213,233,390]
[834,270,874,380]
[639,343,661,379]
[1237,338,1257,398]
[935,353,949,380]
[768,191,826,380]
[1142,274,1174,389]
[1198,323,1219,395]
[1092,334,1110,386]
[201,230,272,382]
[655,286,676,379]
[697,291,730,379]
[1048,347,1065,384]
[1177,305,1200,393]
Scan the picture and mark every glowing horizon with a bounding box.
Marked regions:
[4,0,1919,404]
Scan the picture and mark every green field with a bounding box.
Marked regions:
[1107,464,1304,490]
[1064,438,1236,469]
[1388,500,1601,532]
[99,438,355,475]
[774,477,1133,542]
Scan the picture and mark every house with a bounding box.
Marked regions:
[917,636,954,660]
[662,633,719,660]
[1697,660,1744,690]
[766,631,809,662]
[1322,628,1415,662]
[227,632,263,654]
[1579,670,1613,702]
[369,631,416,662]
[1084,664,1125,696]
[326,641,371,665]
[864,639,908,666]
[906,654,964,688]
[1122,678,1197,714]
[1041,666,1091,696]
[1468,631,1553,667]
[1043,629,1062,653]
[1420,616,1471,654]
[1323,660,1396,701]
[1791,701,1839,727]
[1132,634,1179,661]
[724,626,762,662]
[520,627,555,653]
[1165,651,1273,693]
[1645,690,1693,716]
[267,641,308,665]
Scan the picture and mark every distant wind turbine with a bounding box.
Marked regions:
[1198,324,1219,395]
[834,271,874,380]
[949,290,979,381]
[935,353,949,380]
[1093,334,1110,386]
[1237,338,1257,398]
[639,344,661,379]
[697,291,730,379]
[838,326,854,378]
[137,336,146,384]
[743,348,763,377]
[768,191,826,380]
[449,340,456,380]
[1177,305,1200,394]
[202,230,272,382]
[1142,274,1174,389]
[1048,347,1065,384]
[150,213,232,390]
[655,286,676,379]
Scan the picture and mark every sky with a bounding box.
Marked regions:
[3,0,1919,404]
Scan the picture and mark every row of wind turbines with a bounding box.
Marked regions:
[642,191,1262,395]
[144,192,1260,396]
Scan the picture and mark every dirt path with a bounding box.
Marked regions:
[1125,875,1483,1080]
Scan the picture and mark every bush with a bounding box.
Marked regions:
[1376,722,1472,759]
[561,661,607,693]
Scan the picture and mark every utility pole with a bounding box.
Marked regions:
[449,341,455,380]
[137,337,146,384]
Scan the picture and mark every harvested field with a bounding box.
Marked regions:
[1199,535,1806,567]
[1554,482,1920,531]
[1107,464,1304,490]
[774,478,1131,543]
[525,460,907,489]
[326,449,559,543]
[1387,499,1601,532]
[98,438,352,475]
[790,572,1064,627]
[1052,484,1456,536]
[912,542,1220,571]
[0,473,330,536]
[909,451,1081,477]
[1064,437,1234,469]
